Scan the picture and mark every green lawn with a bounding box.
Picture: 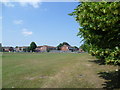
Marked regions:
[2,52,118,88]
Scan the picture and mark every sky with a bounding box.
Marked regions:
[1,1,83,47]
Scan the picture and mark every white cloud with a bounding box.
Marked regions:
[1,0,42,8]
[13,20,23,24]
[19,1,41,8]
[22,28,33,36]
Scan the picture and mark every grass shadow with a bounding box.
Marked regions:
[98,70,120,89]
[89,59,120,89]
[88,59,106,65]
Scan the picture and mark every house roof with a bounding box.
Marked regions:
[42,45,56,48]
[36,45,56,49]
[3,47,11,48]
[15,46,28,48]
[37,46,43,48]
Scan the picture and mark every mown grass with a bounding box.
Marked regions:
[2,52,118,88]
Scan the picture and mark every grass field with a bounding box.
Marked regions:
[2,52,118,88]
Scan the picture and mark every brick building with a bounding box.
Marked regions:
[36,45,56,52]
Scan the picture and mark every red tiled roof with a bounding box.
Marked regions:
[37,46,43,48]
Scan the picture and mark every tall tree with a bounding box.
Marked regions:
[57,43,63,50]
[0,43,2,52]
[15,46,18,48]
[29,42,37,52]
[63,42,70,46]
[70,2,120,65]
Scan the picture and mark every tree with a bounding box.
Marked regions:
[70,2,120,65]
[9,47,14,52]
[80,43,90,52]
[15,46,18,48]
[29,42,37,52]
[73,46,79,49]
[63,42,70,46]
[26,47,31,52]
[23,48,28,52]
[0,43,2,52]
[57,43,63,50]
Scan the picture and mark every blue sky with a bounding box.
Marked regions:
[1,2,83,47]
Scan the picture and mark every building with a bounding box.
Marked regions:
[61,45,79,52]
[40,45,57,52]
[35,45,57,52]
[15,46,28,52]
[2,47,11,52]
[35,46,42,52]
[61,45,71,51]
[15,47,23,52]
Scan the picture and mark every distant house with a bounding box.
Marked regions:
[3,47,14,52]
[35,46,42,52]
[15,46,28,52]
[40,45,57,52]
[3,47,9,52]
[35,45,57,52]
[61,45,79,52]
[15,47,22,52]
[61,45,71,51]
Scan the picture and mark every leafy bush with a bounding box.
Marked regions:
[70,2,120,65]
[89,46,120,65]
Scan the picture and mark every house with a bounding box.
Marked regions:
[40,45,57,52]
[35,46,42,52]
[15,46,28,52]
[61,45,71,51]
[61,45,79,52]
[36,45,57,52]
[3,47,14,52]
[15,47,23,52]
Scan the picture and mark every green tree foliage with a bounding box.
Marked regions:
[26,47,31,52]
[57,43,63,50]
[70,2,120,65]
[57,42,70,50]
[73,46,79,50]
[15,46,18,48]
[23,48,28,52]
[80,43,90,52]
[62,42,70,46]
[9,47,14,52]
[29,42,37,52]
